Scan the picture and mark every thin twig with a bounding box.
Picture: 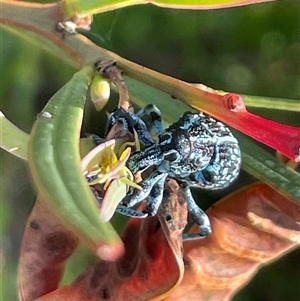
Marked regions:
[95,60,131,111]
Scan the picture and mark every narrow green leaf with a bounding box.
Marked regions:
[0,111,29,160]
[236,132,300,202]
[241,94,300,112]
[151,0,275,9]
[190,85,300,112]
[125,77,300,202]
[28,66,123,260]
[125,76,191,123]
[62,0,274,17]
[2,0,297,202]
[1,25,78,69]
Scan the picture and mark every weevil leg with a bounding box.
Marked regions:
[104,108,127,137]
[86,174,99,183]
[105,107,155,146]
[92,186,147,218]
[126,144,162,174]
[87,133,104,146]
[92,188,103,205]
[143,173,168,216]
[181,184,212,241]
[121,170,167,208]
[133,120,156,146]
[115,205,148,218]
[136,104,163,135]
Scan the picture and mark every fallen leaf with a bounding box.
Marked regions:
[36,179,187,301]
[165,183,300,301]
[18,197,79,301]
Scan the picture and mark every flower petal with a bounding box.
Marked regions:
[81,139,115,172]
[101,147,131,181]
[99,179,127,222]
[120,177,142,190]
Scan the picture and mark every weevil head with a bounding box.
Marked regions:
[156,128,212,177]
[159,129,190,161]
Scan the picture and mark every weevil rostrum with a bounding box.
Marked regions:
[91,104,242,240]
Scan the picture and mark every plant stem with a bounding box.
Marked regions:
[1,0,299,161]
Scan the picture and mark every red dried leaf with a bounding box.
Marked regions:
[18,197,79,301]
[36,179,187,301]
[165,183,300,301]
[19,179,299,301]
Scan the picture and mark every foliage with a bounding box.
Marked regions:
[0,0,299,300]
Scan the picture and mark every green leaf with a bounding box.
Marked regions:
[240,94,300,112]
[125,77,300,202]
[1,25,78,70]
[236,131,300,202]
[2,0,298,202]
[62,0,275,17]
[125,76,191,123]
[28,66,123,260]
[0,111,29,160]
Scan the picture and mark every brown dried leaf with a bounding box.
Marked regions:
[165,183,300,301]
[18,197,79,301]
[36,179,187,301]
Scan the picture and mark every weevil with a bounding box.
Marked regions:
[91,104,241,239]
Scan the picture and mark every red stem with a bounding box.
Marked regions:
[120,61,300,162]
[194,90,300,162]
[2,0,299,161]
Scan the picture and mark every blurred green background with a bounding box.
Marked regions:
[1,1,299,300]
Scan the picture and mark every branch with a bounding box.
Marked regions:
[1,0,299,161]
